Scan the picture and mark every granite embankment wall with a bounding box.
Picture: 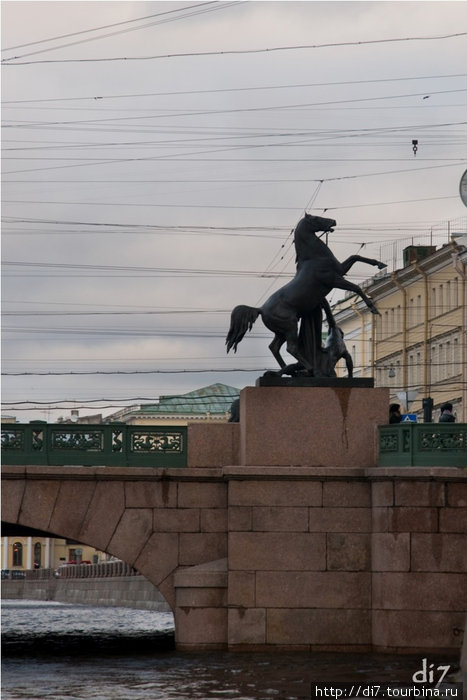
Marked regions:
[1,576,171,611]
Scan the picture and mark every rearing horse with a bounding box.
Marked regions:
[226,213,387,376]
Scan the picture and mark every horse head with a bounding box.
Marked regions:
[302,212,336,234]
[294,213,337,264]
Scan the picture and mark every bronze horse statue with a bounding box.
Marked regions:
[226,213,387,376]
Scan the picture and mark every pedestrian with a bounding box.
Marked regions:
[439,402,455,423]
[228,398,240,423]
[389,403,402,423]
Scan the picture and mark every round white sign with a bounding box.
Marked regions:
[460,169,467,207]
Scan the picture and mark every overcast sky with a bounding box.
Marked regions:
[2,0,467,422]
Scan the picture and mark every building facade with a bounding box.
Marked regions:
[332,240,467,422]
[1,536,106,572]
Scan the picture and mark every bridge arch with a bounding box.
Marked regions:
[2,466,228,615]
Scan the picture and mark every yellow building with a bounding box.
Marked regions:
[1,536,107,572]
[332,240,467,422]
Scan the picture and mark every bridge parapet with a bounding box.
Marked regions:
[379,423,467,467]
[1,423,187,468]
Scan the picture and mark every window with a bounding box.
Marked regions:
[446,281,451,310]
[431,345,437,383]
[416,295,422,324]
[446,341,451,377]
[34,542,42,568]
[453,278,459,307]
[12,542,23,567]
[439,285,444,314]
[431,287,436,316]
[453,337,459,374]
[439,343,445,380]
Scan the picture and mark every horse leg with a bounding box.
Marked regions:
[322,298,336,330]
[285,328,314,374]
[269,333,287,369]
[333,277,381,315]
[340,255,387,274]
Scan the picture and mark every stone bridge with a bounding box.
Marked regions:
[2,386,466,653]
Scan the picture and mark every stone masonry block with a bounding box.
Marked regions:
[79,481,125,552]
[173,558,227,588]
[187,422,239,467]
[20,480,61,531]
[228,506,252,531]
[229,532,326,571]
[372,572,466,611]
[48,481,96,540]
[229,480,322,507]
[125,480,177,508]
[267,609,371,645]
[200,508,228,532]
[309,507,371,532]
[134,532,179,589]
[153,508,200,532]
[179,533,227,566]
[108,508,153,566]
[1,479,25,523]
[447,482,467,507]
[175,607,227,646]
[252,506,308,532]
[387,507,439,532]
[411,533,467,572]
[255,571,370,609]
[439,507,467,533]
[323,481,370,507]
[371,533,410,571]
[176,587,226,608]
[327,533,371,571]
[372,610,465,650]
[395,481,444,507]
[228,608,265,645]
[178,482,227,509]
[371,481,394,507]
[228,571,256,607]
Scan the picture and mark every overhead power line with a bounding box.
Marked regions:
[1,2,241,61]
[3,31,467,65]
[4,93,467,125]
[1,2,219,52]
[1,194,460,213]
[3,72,466,104]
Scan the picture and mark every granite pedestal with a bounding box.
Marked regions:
[239,384,388,468]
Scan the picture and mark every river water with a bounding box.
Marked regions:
[1,600,460,700]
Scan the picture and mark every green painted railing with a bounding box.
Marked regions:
[1,423,187,468]
[378,423,467,467]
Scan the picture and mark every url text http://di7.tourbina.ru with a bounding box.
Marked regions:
[311,658,463,698]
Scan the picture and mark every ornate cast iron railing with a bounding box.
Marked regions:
[1,423,187,468]
[378,423,467,467]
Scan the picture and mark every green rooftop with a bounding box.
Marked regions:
[134,383,240,416]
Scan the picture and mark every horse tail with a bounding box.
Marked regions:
[226,305,260,353]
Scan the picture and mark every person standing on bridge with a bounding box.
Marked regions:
[439,402,456,422]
